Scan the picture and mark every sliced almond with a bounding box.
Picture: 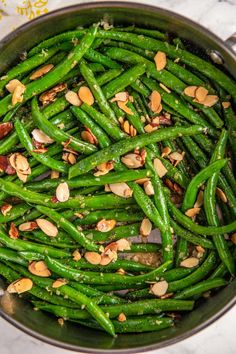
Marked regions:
[140,218,152,237]
[28,261,51,277]
[135,177,150,185]
[9,222,19,239]
[94,161,114,177]
[109,182,133,198]
[56,182,70,202]
[149,90,161,112]
[154,51,167,71]
[195,86,209,102]
[144,123,157,133]
[40,83,67,105]
[153,158,168,178]
[230,233,236,245]
[62,152,77,165]
[143,180,154,196]
[9,153,30,173]
[121,153,143,169]
[81,130,98,145]
[222,101,231,109]
[96,219,116,232]
[31,129,54,144]
[216,187,227,203]
[116,238,131,251]
[117,100,133,115]
[65,90,82,106]
[0,155,16,176]
[52,278,67,288]
[6,79,23,93]
[169,152,183,162]
[78,86,94,105]
[51,170,60,179]
[7,278,33,294]
[30,64,54,80]
[72,249,81,261]
[100,254,113,266]
[110,91,129,102]
[201,95,219,107]
[0,122,13,140]
[194,190,204,208]
[184,86,197,97]
[161,146,172,157]
[36,219,58,237]
[118,313,126,322]
[1,204,12,216]
[150,280,168,297]
[19,221,38,232]
[116,268,126,275]
[84,252,101,265]
[180,257,199,268]
[185,207,201,218]
[12,84,26,105]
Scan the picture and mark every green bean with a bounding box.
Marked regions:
[0,204,30,224]
[98,30,236,99]
[0,247,27,266]
[103,63,146,99]
[130,79,151,97]
[84,223,140,243]
[182,159,227,212]
[85,48,121,69]
[174,278,228,299]
[69,125,204,178]
[124,243,162,253]
[0,229,70,258]
[36,205,99,252]
[45,256,172,285]
[95,68,123,86]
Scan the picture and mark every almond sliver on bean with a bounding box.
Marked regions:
[194,190,204,208]
[65,90,82,106]
[19,221,38,232]
[184,86,197,97]
[140,218,152,237]
[52,278,68,288]
[6,79,23,93]
[110,91,129,102]
[36,218,58,237]
[153,158,168,178]
[72,249,81,261]
[1,204,12,216]
[78,86,94,105]
[96,219,116,232]
[116,238,131,251]
[117,100,133,115]
[149,90,161,112]
[32,129,54,144]
[201,95,219,107]
[84,252,102,265]
[185,207,201,218]
[180,257,199,268]
[222,101,231,109]
[30,64,54,80]
[154,51,167,71]
[195,86,208,102]
[109,182,133,198]
[56,182,70,202]
[143,180,154,196]
[150,280,168,297]
[216,187,227,203]
[169,152,183,162]
[28,261,51,277]
[7,278,33,294]
[121,153,143,169]
[12,84,26,105]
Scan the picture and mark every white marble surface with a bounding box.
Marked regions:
[0,0,236,353]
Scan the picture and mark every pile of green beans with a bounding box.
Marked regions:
[0,23,235,337]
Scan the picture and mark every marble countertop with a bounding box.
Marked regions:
[0,0,235,353]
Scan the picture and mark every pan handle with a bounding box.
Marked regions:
[225,32,236,54]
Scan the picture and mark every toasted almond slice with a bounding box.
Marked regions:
[161,146,172,157]
[184,86,197,97]
[19,221,38,232]
[104,184,111,192]
[16,171,28,183]
[216,187,227,203]
[9,222,19,239]
[149,90,161,112]
[196,245,205,254]
[169,152,183,162]
[72,249,81,261]
[230,233,236,245]
[150,280,168,297]
[94,161,114,177]
[36,218,58,237]
[6,79,23,93]
[84,252,102,265]
[31,129,54,144]
[180,257,199,268]
[116,268,126,275]
[81,130,98,145]
[143,180,154,196]
[201,95,219,107]
[122,120,130,134]
[117,100,133,115]
[135,177,150,185]
[51,170,60,179]
[100,254,113,266]
[153,158,168,178]
[65,90,82,106]
[140,218,152,237]
[9,153,29,172]
[144,124,157,133]
[52,278,68,288]
[116,238,131,251]
[110,91,129,102]
[78,86,94,105]
[222,101,231,109]
[194,190,204,208]
[185,207,201,218]
[118,313,126,322]
[1,204,12,216]
[28,261,51,277]
[7,278,33,294]
[62,152,77,165]
[12,84,26,105]
[56,182,70,202]
[121,153,143,169]
[109,182,133,198]
[96,219,116,232]
[195,86,209,102]
[30,64,54,80]
[154,51,167,71]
